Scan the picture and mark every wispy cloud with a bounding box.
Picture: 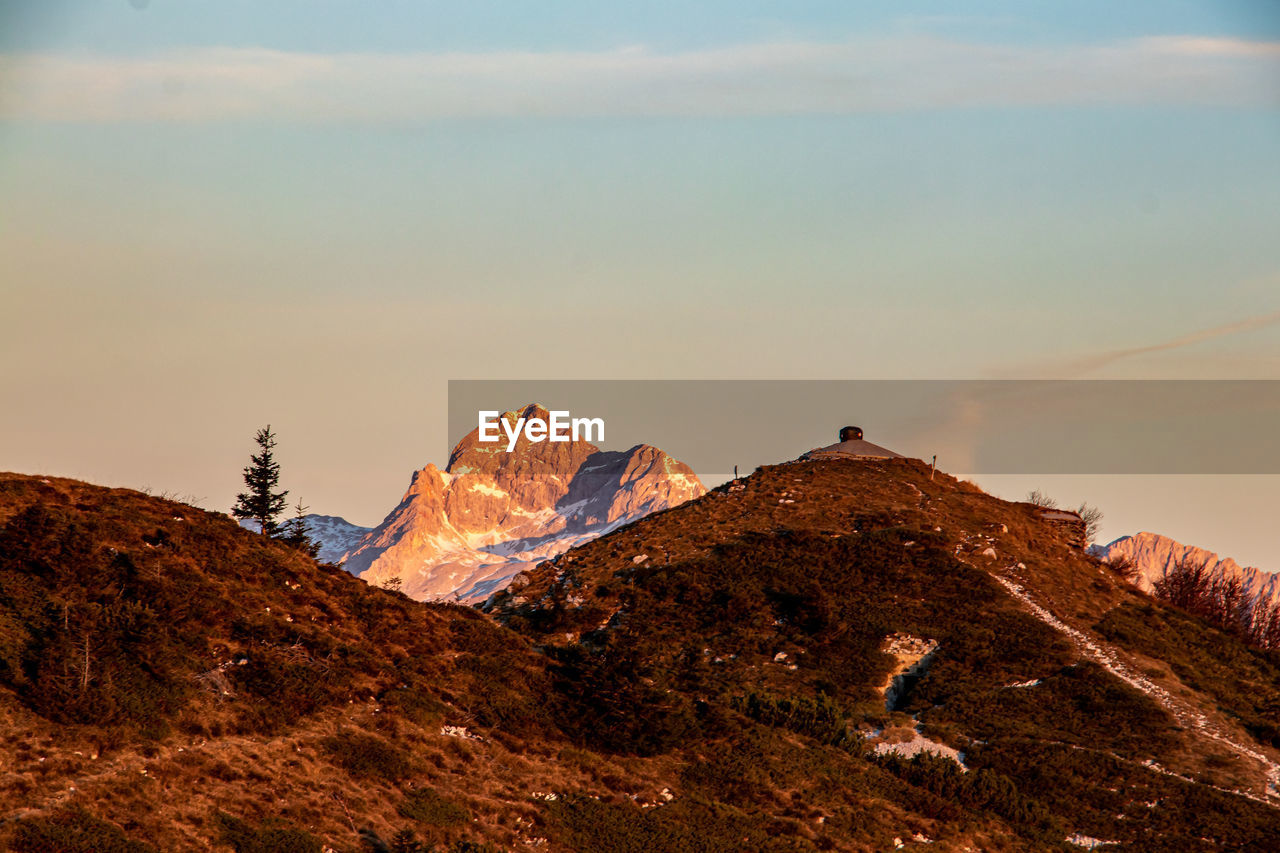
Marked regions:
[1,34,1277,122]
[1062,308,1280,376]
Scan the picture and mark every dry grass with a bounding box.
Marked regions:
[1,464,1278,851]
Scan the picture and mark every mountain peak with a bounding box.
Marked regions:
[342,406,704,601]
[1093,531,1279,603]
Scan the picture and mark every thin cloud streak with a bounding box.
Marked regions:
[1,34,1277,122]
[1063,309,1280,376]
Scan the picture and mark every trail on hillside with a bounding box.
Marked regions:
[991,572,1280,804]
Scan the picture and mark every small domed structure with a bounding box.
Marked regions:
[804,426,905,461]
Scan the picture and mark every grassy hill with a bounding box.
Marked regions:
[0,473,558,850]
[1,463,1277,851]
[489,458,1280,850]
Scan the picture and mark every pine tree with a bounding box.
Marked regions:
[231,425,289,537]
[281,498,321,559]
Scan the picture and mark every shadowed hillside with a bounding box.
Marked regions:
[490,457,1280,850]
[2,463,1278,851]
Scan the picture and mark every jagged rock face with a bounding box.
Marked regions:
[342,404,705,602]
[1093,532,1280,604]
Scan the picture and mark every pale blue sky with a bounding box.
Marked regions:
[3,1,1278,52]
[2,1,1279,566]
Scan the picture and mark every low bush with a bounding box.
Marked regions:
[321,732,415,781]
[398,788,468,826]
[731,692,862,750]
[876,752,1057,837]
[216,813,322,853]
[10,807,157,853]
[1097,601,1280,749]
[545,793,803,853]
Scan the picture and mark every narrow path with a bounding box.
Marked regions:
[992,573,1280,804]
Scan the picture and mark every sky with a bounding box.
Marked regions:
[2,1,1279,567]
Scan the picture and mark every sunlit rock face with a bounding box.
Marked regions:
[342,404,705,602]
[1093,532,1280,604]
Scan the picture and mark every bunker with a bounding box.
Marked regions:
[805,427,906,461]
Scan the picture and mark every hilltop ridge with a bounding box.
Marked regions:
[2,459,1279,851]
[492,456,1280,825]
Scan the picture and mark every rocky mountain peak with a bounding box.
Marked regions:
[1092,531,1280,603]
[340,405,704,601]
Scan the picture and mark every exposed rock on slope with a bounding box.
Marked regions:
[1093,531,1280,603]
[342,404,705,601]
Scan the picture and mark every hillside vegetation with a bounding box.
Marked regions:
[1,463,1278,851]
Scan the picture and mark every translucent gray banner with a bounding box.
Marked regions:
[448,380,1280,476]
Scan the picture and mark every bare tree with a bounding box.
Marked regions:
[1104,554,1142,585]
[1026,489,1058,509]
[1153,557,1280,651]
[1075,502,1103,544]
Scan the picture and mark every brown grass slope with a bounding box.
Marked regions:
[490,457,1280,849]
[0,472,973,853]
[2,463,1279,852]
[0,473,567,851]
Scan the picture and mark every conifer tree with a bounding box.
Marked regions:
[281,498,321,559]
[231,425,289,537]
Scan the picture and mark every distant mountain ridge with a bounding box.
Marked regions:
[299,514,373,566]
[1092,532,1280,604]
[341,404,705,602]
[236,514,372,568]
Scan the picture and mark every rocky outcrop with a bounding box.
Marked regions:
[1092,532,1280,604]
[342,404,705,602]
[880,633,939,711]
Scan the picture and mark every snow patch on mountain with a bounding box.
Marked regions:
[238,515,373,569]
[303,515,375,567]
[342,404,705,603]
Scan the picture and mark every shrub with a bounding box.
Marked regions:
[1096,601,1280,749]
[545,793,793,853]
[876,752,1057,837]
[1154,558,1280,651]
[1025,490,1057,508]
[1103,554,1142,585]
[232,647,347,732]
[732,692,862,750]
[11,807,157,853]
[320,731,414,781]
[398,788,467,826]
[382,686,446,727]
[216,813,322,853]
[360,832,498,853]
[1075,503,1103,543]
